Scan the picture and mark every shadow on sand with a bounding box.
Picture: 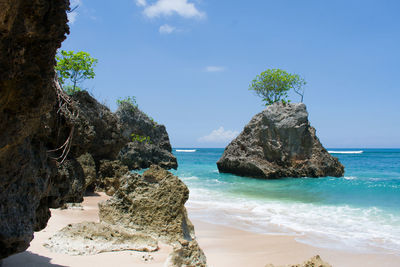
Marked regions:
[2,251,67,267]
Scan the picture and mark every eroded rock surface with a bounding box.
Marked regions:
[217,103,344,179]
[44,222,158,255]
[99,165,194,243]
[265,255,332,267]
[117,102,177,170]
[165,239,207,267]
[0,0,69,258]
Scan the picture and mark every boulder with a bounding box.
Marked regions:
[99,165,194,243]
[116,102,177,170]
[165,239,207,267]
[0,0,69,259]
[97,159,129,196]
[217,103,344,179]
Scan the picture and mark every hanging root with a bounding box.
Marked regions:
[47,74,79,165]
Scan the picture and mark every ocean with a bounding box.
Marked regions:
[170,148,400,255]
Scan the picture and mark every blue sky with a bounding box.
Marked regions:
[62,0,400,148]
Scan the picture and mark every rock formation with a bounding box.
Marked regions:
[165,239,207,267]
[117,102,177,170]
[99,165,194,242]
[44,222,158,255]
[0,0,69,259]
[46,165,207,265]
[265,255,331,267]
[217,103,344,179]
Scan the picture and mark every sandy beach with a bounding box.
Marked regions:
[3,193,400,267]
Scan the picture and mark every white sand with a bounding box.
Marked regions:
[3,193,400,267]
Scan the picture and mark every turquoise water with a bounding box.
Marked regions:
[171,148,400,254]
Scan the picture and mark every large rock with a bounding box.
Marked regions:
[217,103,344,179]
[70,91,127,162]
[0,0,69,259]
[116,102,177,170]
[97,159,129,196]
[99,165,194,243]
[165,239,207,267]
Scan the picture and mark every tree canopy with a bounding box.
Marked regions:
[249,68,306,105]
[55,50,98,95]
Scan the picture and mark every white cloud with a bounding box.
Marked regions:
[159,24,176,34]
[136,0,147,7]
[198,127,239,143]
[143,0,204,18]
[68,0,82,24]
[205,66,225,72]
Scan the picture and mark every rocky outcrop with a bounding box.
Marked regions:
[117,102,177,170]
[165,239,207,267]
[69,91,127,162]
[44,222,158,255]
[265,255,331,267]
[217,103,344,179]
[97,160,129,196]
[0,0,69,259]
[99,165,193,242]
[42,90,128,202]
[46,165,207,265]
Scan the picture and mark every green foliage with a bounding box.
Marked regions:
[131,133,151,144]
[149,116,158,126]
[116,96,138,111]
[55,50,98,95]
[249,68,306,105]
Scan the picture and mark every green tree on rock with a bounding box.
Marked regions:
[249,68,306,105]
[55,50,98,95]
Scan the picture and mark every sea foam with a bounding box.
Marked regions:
[328,150,363,154]
[176,149,196,152]
[187,187,400,254]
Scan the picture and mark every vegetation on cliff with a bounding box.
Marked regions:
[249,68,306,105]
[55,50,98,95]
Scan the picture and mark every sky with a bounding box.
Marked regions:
[61,0,400,148]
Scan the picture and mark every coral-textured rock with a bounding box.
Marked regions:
[76,153,97,191]
[99,165,194,243]
[217,103,344,179]
[165,239,207,267]
[0,0,69,259]
[70,91,127,162]
[116,103,177,170]
[265,255,332,267]
[97,160,129,196]
[44,222,158,256]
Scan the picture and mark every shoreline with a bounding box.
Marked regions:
[3,193,400,267]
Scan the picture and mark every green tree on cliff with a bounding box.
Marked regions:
[55,50,98,95]
[249,68,306,105]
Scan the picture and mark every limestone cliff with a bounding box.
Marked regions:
[217,103,344,179]
[0,0,69,259]
[117,102,177,170]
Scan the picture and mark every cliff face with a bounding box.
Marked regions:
[0,0,69,259]
[217,103,344,179]
[117,103,177,170]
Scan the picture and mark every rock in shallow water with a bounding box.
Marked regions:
[44,222,158,256]
[217,102,344,179]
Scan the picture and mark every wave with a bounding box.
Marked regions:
[176,149,196,152]
[328,150,363,154]
[186,188,400,254]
